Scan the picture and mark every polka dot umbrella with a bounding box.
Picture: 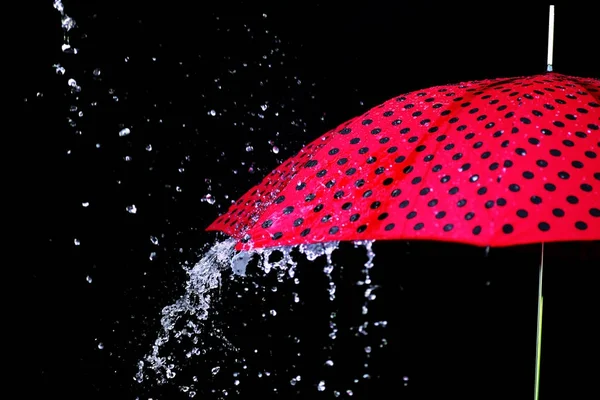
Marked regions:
[207,6,598,400]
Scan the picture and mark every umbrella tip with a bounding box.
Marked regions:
[546,5,555,72]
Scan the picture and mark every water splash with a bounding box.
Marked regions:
[135,238,239,385]
[136,237,387,396]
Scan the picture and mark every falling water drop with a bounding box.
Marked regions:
[126,204,137,214]
[317,380,326,392]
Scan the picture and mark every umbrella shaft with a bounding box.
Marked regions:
[534,243,544,400]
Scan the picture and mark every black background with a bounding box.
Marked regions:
[16,2,599,399]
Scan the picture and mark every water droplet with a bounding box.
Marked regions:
[93,68,101,76]
[67,78,77,87]
[149,252,157,261]
[317,380,326,391]
[272,146,279,154]
[211,366,220,376]
[146,144,152,151]
[82,202,89,207]
[246,145,254,152]
[325,360,334,366]
[261,104,268,111]
[53,64,65,74]
[150,236,159,245]
[209,110,216,116]
[126,204,137,214]
[86,275,92,283]
[202,194,216,205]
[74,238,80,246]
[61,15,75,31]
[98,342,104,350]
[119,128,131,137]
[269,309,277,316]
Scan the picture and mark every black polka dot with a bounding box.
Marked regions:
[384,223,395,231]
[515,148,527,156]
[517,209,528,218]
[283,206,295,214]
[383,177,394,186]
[530,196,542,205]
[399,200,409,208]
[407,211,417,219]
[502,224,514,234]
[329,226,339,234]
[472,226,482,235]
[391,189,402,197]
[357,224,367,233]
[575,221,588,230]
[509,184,520,192]
[272,232,283,240]
[538,222,550,231]
[558,171,570,179]
[300,228,311,237]
[590,208,600,217]
[443,224,454,232]
[436,211,447,219]
[293,218,304,227]
[572,161,584,169]
[552,208,565,217]
[313,204,323,212]
[523,171,534,179]
[465,212,475,220]
[378,212,389,220]
[262,220,273,228]
[566,195,579,204]
[342,202,352,210]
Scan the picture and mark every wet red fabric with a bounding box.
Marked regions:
[207,73,600,251]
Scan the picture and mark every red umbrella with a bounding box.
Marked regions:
[207,71,599,248]
[206,6,598,399]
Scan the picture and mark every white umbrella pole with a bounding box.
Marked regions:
[547,5,555,71]
[534,242,545,400]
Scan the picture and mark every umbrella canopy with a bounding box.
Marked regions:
[207,72,600,250]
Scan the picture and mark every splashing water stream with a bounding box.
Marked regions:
[135,237,386,396]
